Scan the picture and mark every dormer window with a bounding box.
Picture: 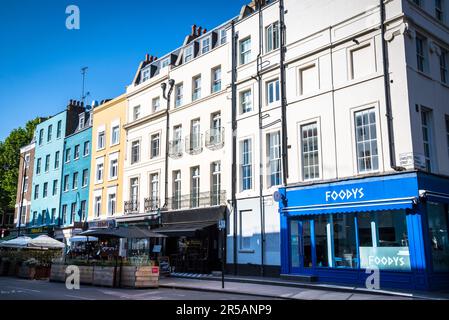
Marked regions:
[201,37,211,54]
[161,58,170,68]
[184,45,194,63]
[142,68,151,82]
[79,113,85,130]
[220,29,227,45]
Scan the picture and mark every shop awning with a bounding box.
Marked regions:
[78,226,166,239]
[153,221,217,237]
[282,197,416,216]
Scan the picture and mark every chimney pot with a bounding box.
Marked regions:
[191,24,197,36]
[197,26,202,36]
[145,53,150,61]
[203,29,207,34]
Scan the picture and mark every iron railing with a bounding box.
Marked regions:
[144,197,160,213]
[168,140,184,159]
[167,190,226,211]
[124,200,139,214]
[205,128,224,150]
[185,134,203,155]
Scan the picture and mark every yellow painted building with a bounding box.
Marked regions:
[88,94,127,221]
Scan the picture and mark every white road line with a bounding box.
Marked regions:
[64,294,95,300]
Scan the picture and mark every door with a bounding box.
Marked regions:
[290,218,314,273]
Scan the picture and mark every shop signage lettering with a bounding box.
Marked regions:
[325,188,365,202]
[360,247,411,271]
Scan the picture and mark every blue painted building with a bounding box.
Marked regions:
[58,108,92,243]
[29,100,86,236]
[278,171,449,291]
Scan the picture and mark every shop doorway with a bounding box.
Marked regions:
[290,218,314,274]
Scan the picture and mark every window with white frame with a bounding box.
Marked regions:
[52,179,58,196]
[43,182,48,198]
[142,68,150,82]
[440,48,448,84]
[173,170,181,210]
[36,158,41,175]
[220,29,227,45]
[63,175,69,192]
[201,37,211,54]
[191,167,200,208]
[267,131,282,187]
[299,64,318,95]
[74,144,80,160]
[161,58,170,68]
[175,83,183,107]
[133,105,141,121]
[240,37,251,65]
[131,140,140,164]
[83,141,90,156]
[57,120,62,139]
[62,205,67,225]
[267,79,280,105]
[108,193,116,216]
[34,184,39,200]
[70,203,76,224]
[96,161,104,183]
[94,195,101,218]
[150,173,159,208]
[241,139,252,191]
[266,21,280,53]
[111,125,120,145]
[239,210,252,250]
[416,34,428,73]
[110,158,118,179]
[130,178,139,203]
[79,113,85,130]
[80,201,86,221]
[190,119,201,151]
[19,206,27,226]
[150,133,160,159]
[65,148,71,163]
[24,153,30,168]
[82,169,88,187]
[355,108,379,173]
[72,172,78,190]
[421,108,435,172]
[51,208,56,224]
[212,66,222,93]
[173,125,182,153]
[97,130,105,150]
[54,151,60,169]
[23,176,28,193]
[47,125,53,142]
[210,112,222,144]
[435,0,444,22]
[152,97,161,112]
[211,161,221,205]
[301,122,320,180]
[192,75,202,101]
[184,45,194,63]
[240,90,252,114]
[45,154,50,172]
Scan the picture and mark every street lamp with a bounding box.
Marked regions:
[161,79,175,209]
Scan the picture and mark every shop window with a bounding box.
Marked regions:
[290,220,300,268]
[427,202,449,272]
[333,213,358,269]
[314,215,330,267]
[358,210,411,271]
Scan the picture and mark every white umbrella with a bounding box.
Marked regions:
[28,235,65,249]
[0,236,32,248]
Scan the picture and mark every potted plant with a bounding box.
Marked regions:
[18,258,38,279]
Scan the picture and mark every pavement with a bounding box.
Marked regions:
[0,277,273,300]
[161,274,449,300]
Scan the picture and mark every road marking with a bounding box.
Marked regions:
[9,287,41,293]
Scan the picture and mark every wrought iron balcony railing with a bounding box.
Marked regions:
[124,200,139,214]
[185,134,203,155]
[144,197,160,213]
[205,128,224,150]
[168,140,183,159]
[167,190,226,211]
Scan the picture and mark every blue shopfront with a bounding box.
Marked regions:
[279,172,449,291]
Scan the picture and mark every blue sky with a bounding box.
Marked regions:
[0,0,247,141]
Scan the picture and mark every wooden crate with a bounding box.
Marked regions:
[50,264,66,282]
[93,266,116,287]
[79,266,94,284]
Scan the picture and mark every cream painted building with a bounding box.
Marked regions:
[88,95,127,222]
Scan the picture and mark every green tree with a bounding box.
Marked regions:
[0,118,43,216]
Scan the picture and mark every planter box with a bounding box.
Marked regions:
[18,266,36,279]
[93,266,116,287]
[50,264,66,282]
[79,266,94,285]
[120,266,159,288]
[35,266,51,280]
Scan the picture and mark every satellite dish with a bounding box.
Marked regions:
[273,191,283,203]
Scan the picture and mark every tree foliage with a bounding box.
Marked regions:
[0,118,43,214]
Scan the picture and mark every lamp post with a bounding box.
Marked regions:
[161,79,175,209]
[17,153,29,238]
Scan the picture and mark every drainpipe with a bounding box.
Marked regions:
[231,20,239,275]
[279,0,289,184]
[380,0,402,171]
[162,79,175,211]
[256,1,266,278]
